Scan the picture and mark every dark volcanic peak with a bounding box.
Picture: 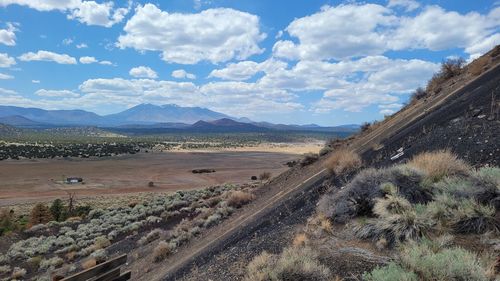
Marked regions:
[191,118,268,132]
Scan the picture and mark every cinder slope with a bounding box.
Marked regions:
[138,47,500,281]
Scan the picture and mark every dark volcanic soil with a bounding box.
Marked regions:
[167,54,500,281]
[364,71,500,168]
[177,171,325,280]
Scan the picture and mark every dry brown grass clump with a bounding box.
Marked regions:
[81,258,96,269]
[468,55,490,76]
[153,241,173,262]
[65,251,76,261]
[11,267,26,279]
[325,149,362,177]
[315,213,333,234]
[227,191,255,208]
[29,203,53,226]
[407,150,470,182]
[244,247,331,281]
[292,233,308,247]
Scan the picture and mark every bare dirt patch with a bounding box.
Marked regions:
[172,142,324,154]
[0,151,298,207]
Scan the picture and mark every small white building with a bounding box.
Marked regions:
[66,177,83,184]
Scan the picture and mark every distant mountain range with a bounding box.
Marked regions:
[0,104,360,133]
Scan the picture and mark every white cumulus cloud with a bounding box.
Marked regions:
[0,0,130,27]
[209,59,287,81]
[389,6,500,53]
[0,22,17,46]
[129,66,158,79]
[0,53,16,67]
[273,3,500,61]
[18,50,77,64]
[273,4,397,61]
[172,69,196,80]
[79,56,97,64]
[118,4,266,64]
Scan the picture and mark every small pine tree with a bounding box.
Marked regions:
[30,203,53,226]
[0,209,17,235]
[50,199,66,222]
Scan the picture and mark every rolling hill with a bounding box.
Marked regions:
[0,105,106,126]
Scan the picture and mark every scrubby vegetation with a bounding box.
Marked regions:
[426,58,465,94]
[0,130,350,161]
[247,151,500,281]
[0,183,257,280]
[300,153,319,167]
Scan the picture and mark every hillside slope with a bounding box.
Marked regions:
[130,47,500,280]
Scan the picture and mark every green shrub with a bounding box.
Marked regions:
[452,199,499,234]
[400,240,488,281]
[318,165,431,223]
[354,195,433,244]
[0,209,18,235]
[138,229,163,246]
[373,195,412,218]
[50,199,66,222]
[474,167,500,186]
[318,146,332,156]
[39,256,63,270]
[300,153,319,167]
[363,263,417,281]
[94,236,111,249]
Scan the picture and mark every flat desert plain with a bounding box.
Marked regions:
[0,150,300,206]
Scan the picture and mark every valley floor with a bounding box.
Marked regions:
[0,150,302,209]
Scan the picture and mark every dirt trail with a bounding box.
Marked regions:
[141,60,500,280]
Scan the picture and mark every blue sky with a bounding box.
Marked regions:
[0,0,498,125]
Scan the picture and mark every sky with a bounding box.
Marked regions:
[0,0,498,126]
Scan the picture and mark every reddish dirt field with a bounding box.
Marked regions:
[0,151,298,206]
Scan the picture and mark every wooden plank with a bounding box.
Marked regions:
[112,271,131,281]
[61,254,127,281]
[92,268,120,281]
